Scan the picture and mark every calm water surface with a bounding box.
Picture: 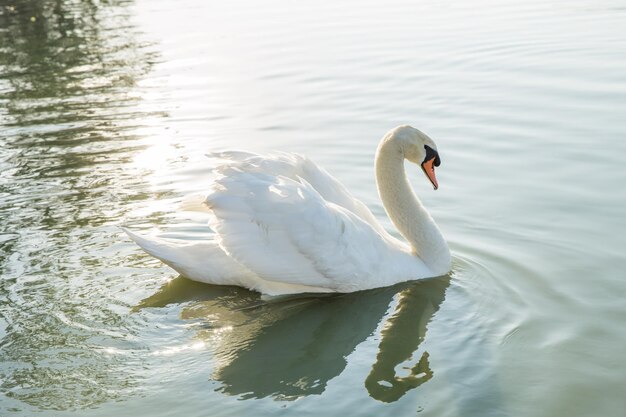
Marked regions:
[1,0,625,416]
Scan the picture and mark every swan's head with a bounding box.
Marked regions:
[392,125,442,190]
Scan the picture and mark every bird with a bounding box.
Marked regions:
[124,125,451,295]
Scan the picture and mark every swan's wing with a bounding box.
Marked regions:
[205,170,394,292]
[203,151,389,237]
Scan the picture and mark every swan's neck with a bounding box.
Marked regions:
[375,137,451,274]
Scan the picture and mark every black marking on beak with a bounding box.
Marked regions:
[423,145,440,166]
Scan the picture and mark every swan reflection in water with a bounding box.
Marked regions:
[137,275,449,402]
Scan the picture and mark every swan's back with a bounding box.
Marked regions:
[204,151,389,237]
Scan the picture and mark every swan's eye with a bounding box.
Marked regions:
[424,145,441,167]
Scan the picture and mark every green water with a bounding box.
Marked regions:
[1,0,625,416]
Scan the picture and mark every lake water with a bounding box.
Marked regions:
[1,0,625,416]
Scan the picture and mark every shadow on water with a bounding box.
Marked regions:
[137,276,450,402]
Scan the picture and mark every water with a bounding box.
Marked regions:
[1,0,625,415]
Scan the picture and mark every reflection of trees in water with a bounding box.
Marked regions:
[0,0,159,412]
[1,0,149,101]
[139,276,449,402]
[0,0,157,184]
[1,0,102,93]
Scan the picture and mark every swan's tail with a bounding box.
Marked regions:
[123,227,175,262]
[122,227,335,295]
[122,227,246,286]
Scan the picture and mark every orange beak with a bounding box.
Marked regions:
[421,158,439,190]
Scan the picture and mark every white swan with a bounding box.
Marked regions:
[124,125,451,295]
